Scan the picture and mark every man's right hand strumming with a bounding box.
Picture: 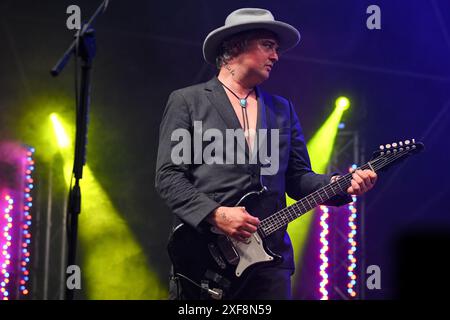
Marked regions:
[206,206,260,242]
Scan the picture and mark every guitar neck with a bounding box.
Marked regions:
[256,140,421,238]
[258,163,374,238]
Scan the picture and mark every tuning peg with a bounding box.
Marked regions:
[399,141,403,146]
[392,142,398,147]
[405,140,410,145]
[379,145,384,150]
[412,138,416,143]
[386,144,391,149]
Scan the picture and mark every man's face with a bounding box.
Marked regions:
[236,33,280,82]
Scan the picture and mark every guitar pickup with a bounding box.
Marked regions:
[217,235,240,265]
[208,243,226,269]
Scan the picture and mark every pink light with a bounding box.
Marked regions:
[1,144,35,299]
[19,147,35,298]
[20,148,34,298]
[1,194,14,300]
[318,205,330,300]
[346,187,358,299]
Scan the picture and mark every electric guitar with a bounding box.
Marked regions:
[167,139,424,299]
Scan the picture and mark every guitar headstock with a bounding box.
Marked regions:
[370,139,424,171]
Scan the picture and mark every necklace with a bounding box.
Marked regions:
[218,80,255,142]
[219,80,254,108]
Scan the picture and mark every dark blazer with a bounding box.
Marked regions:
[155,77,351,270]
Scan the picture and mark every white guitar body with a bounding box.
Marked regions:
[211,227,274,277]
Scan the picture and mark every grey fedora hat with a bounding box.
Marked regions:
[203,8,300,65]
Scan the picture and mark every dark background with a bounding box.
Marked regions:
[1,0,449,299]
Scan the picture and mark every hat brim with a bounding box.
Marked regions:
[203,21,300,65]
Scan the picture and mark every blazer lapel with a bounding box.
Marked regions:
[251,86,269,165]
[205,77,248,157]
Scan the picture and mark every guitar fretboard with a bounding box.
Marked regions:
[257,145,416,238]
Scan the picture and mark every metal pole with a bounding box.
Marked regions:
[59,194,68,299]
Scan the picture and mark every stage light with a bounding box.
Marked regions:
[335,96,350,112]
[50,113,70,149]
[287,102,345,279]
[288,99,354,297]
[54,118,167,299]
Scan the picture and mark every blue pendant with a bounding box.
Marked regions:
[240,99,247,107]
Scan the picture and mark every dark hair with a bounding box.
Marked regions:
[215,29,278,69]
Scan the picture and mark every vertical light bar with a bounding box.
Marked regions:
[347,164,358,298]
[319,205,330,300]
[20,147,35,297]
[1,195,14,300]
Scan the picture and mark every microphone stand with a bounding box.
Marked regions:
[50,0,109,300]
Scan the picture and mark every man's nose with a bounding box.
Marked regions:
[269,51,279,63]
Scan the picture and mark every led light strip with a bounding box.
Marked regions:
[346,195,358,297]
[347,164,358,298]
[318,205,330,300]
[20,147,35,297]
[1,195,14,300]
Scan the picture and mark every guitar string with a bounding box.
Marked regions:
[262,153,399,235]
[262,149,413,235]
[259,147,415,236]
[261,163,367,235]
[262,166,364,235]
[261,161,371,234]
